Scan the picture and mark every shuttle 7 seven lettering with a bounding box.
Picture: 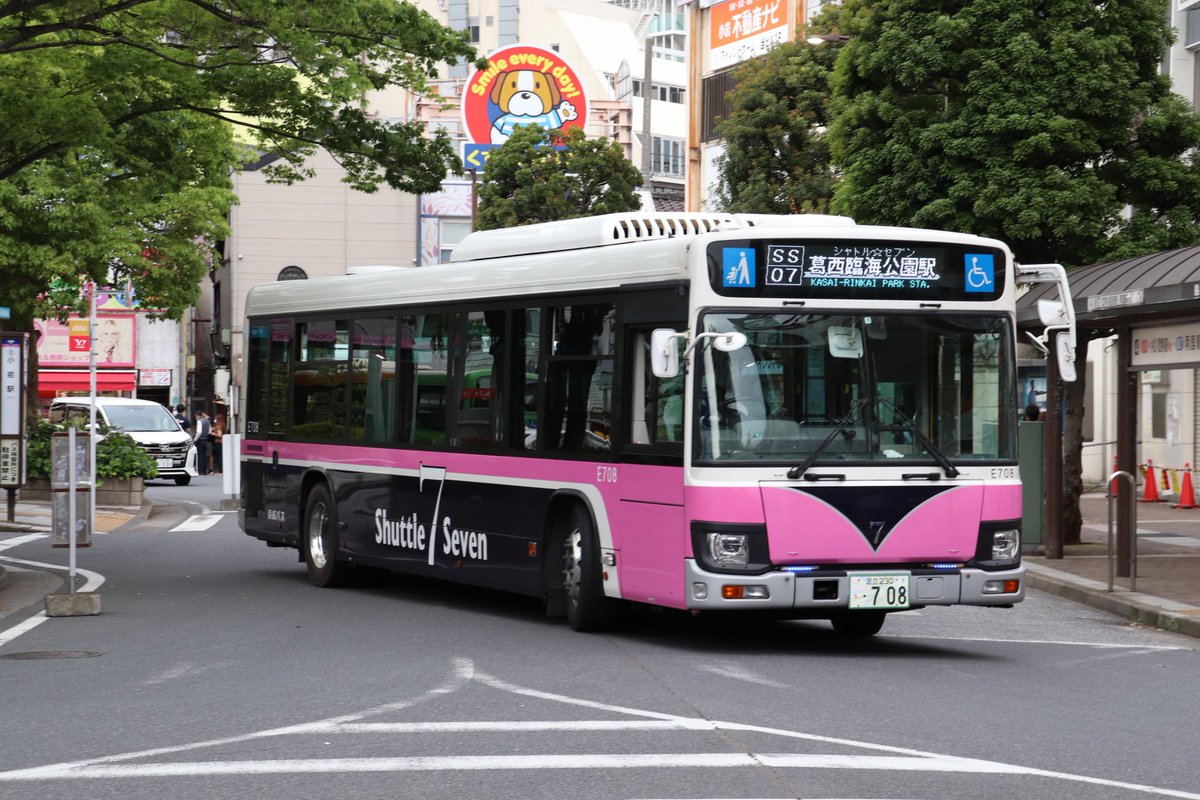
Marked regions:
[374,509,490,561]
[373,466,489,562]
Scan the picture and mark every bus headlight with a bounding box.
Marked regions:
[971,520,1022,569]
[991,529,1020,562]
[707,533,749,566]
[691,523,769,574]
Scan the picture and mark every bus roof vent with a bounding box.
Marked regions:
[451,212,742,261]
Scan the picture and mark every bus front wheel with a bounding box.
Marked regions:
[830,610,886,637]
[304,484,350,588]
[561,504,615,632]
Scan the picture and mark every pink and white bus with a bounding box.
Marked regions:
[239,213,1076,636]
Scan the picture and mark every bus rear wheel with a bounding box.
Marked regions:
[304,484,350,588]
[561,504,615,632]
[830,610,886,637]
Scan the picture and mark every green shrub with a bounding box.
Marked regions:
[25,421,158,481]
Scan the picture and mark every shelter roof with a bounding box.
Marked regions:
[1017,246,1200,329]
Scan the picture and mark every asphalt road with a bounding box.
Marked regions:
[0,475,1197,800]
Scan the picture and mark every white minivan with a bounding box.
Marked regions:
[48,397,199,485]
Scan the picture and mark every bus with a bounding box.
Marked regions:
[239,212,1076,636]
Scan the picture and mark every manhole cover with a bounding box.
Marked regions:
[0,651,102,660]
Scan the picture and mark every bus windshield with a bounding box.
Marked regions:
[695,312,1016,465]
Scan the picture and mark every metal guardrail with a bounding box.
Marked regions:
[1107,470,1137,593]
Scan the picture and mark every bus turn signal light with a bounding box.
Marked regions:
[721,585,769,600]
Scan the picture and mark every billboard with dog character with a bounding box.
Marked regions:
[462,44,589,148]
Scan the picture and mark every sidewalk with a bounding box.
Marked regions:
[2,492,1199,640]
[1024,489,1200,639]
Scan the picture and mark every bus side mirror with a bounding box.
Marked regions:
[651,329,682,378]
[1055,330,1077,382]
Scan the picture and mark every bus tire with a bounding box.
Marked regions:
[830,610,886,637]
[304,484,350,588]
[561,503,615,632]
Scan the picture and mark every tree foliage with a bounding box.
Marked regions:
[828,0,1200,267]
[0,0,478,327]
[475,125,644,231]
[713,2,865,213]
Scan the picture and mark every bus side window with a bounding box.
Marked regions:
[349,316,397,444]
[543,303,615,453]
[451,309,506,449]
[628,330,684,448]
[398,313,451,447]
[292,320,350,441]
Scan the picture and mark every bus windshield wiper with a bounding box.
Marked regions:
[787,399,868,480]
[876,396,960,478]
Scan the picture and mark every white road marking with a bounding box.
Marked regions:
[0,533,49,552]
[171,514,224,532]
[1,654,1196,799]
[0,556,106,649]
[882,633,1190,651]
[698,664,789,688]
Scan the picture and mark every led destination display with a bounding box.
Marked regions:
[708,240,1006,302]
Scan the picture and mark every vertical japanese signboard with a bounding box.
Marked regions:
[708,0,790,71]
[0,332,28,488]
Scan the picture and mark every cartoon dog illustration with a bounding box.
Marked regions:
[489,69,578,144]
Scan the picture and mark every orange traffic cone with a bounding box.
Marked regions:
[1140,460,1160,503]
[1175,464,1196,509]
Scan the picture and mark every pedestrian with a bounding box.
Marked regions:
[211,413,225,475]
[194,411,211,475]
[174,404,191,432]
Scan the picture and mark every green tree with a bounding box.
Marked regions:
[475,125,644,231]
[0,0,478,329]
[713,2,865,213]
[828,0,1200,267]
[824,0,1200,547]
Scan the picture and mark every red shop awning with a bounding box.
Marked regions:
[37,370,137,396]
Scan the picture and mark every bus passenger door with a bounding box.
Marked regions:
[617,328,687,608]
[244,319,293,537]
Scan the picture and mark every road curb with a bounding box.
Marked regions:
[1026,562,1200,640]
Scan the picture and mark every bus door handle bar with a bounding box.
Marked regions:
[803,473,846,481]
[902,472,942,481]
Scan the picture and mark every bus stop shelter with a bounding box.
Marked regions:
[1017,247,1200,574]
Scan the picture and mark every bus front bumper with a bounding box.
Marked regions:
[682,560,1025,612]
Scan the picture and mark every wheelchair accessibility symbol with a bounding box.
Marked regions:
[964,254,994,292]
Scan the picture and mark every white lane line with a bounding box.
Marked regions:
[171,514,223,532]
[0,534,49,552]
[0,753,1031,780]
[0,556,106,649]
[882,633,1190,651]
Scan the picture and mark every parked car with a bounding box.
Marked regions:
[48,397,198,485]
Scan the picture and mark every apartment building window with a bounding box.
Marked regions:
[469,16,481,43]
[631,80,685,103]
[651,136,685,177]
